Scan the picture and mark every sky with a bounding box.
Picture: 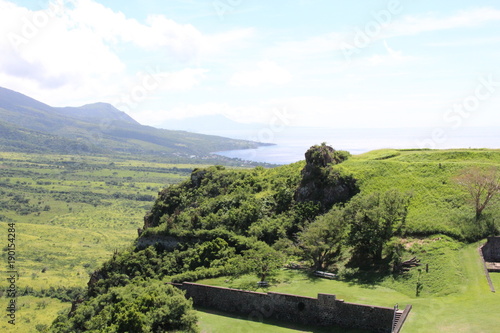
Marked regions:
[1,0,500,132]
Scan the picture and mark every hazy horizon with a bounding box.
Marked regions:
[212,126,500,164]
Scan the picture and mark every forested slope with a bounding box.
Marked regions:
[51,145,500,332]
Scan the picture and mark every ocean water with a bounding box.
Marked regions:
[213,126,500,165]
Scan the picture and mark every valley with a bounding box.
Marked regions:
[0,152,202,332]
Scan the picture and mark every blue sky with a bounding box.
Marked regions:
[1,0,499,131]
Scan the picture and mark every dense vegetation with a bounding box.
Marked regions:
[71,145,500,332]
[0,152,211,332]
[79,144,500,332]
[1,146,499,332]
[51,281,198,333]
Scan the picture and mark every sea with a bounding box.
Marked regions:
[212,126,500,165]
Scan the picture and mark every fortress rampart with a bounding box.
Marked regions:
[172,282,411,333]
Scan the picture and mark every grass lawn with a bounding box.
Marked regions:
[196,308,369,333]
[402,243,499,333]
[197,242,499,333]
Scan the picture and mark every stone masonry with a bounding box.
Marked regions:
[173,282,407,333]
[482,236,500,273]
[482,237,500,262]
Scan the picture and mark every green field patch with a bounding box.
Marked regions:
[0,296,69,333]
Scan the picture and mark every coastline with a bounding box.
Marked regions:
[212,126,500,165]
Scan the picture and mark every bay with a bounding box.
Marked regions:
[212,126,500,165]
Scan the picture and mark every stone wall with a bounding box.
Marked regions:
[482,237,500,262]
[175,282,399,333]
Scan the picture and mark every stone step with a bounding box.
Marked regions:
[392,310,404,331]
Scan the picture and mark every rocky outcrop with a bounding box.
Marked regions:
[295,144,358,211]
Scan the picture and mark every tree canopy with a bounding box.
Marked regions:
[344,189,412,261]
[298,207,346,270]
[51,281,199,333]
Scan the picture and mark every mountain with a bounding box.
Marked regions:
[55,103,139,125]
[0,87,267,158]
[0,120,105,154]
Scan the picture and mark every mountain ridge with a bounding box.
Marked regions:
[54,102,140,125]
[0,86,267,159]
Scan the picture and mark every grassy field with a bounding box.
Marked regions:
[196,308,368,333]
[0,152,205,332]
[197,240,499,333]
[0,296,68,333]
[337,149,500,239]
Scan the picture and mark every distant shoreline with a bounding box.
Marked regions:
[212,126,500,165]
[216,146,500,165]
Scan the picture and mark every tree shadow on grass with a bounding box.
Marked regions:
[280,268,334,285]
[196,307,372,333]
[225,275,282,292]
[340,257,393,289]
[280,267,388,287]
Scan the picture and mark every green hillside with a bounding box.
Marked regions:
[49,145,499,332]
[341,148,500,238]
[0,121,107,154]
[0,86,266,158]
[1,147,499,332]
[141,147,500,244]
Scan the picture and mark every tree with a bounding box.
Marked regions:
[243,242,284,282]
[344,189,411,261]
[454,166,500,219]
[51,281,199,333]
[298,207,346,270]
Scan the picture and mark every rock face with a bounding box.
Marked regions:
[295,144,358,211]
[304,144,346,167]
[143,166,221,229]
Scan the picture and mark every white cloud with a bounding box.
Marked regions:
[0,0,127,104]
[0,0,251,107]
[158,68,208,91]
[138,103,231,124]
[267,95,444,128]
[64,0,205,62]
[230,60,292,87]
[203,27,255,57]
[266,7,500,62]
[426,36,500,47]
